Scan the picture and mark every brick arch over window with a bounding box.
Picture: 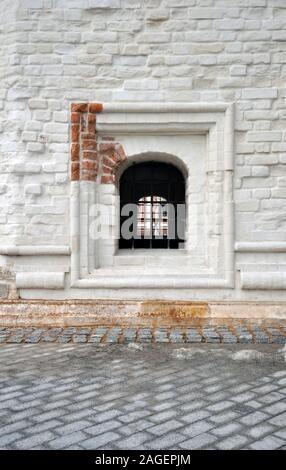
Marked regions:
[98,141,127,184]
[70,102,127,183]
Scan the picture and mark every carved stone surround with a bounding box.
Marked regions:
[69,102,235,290]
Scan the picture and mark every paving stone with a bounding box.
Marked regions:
[105,328,122,343]
[0,420,29,435]
[272,370,286,378]
[185,328,202,343]
[73,335,88,343]
[233,326,253,343]
[153,329,169,343]
[152,400,179,412]
[245,400,263,410]
[202,328,220,343]
[114,432,151,450]
[274,429,286,440]
[137,328,152,343]
[211,422,242,436]
[0,334,11,343]
[62,409,93,423]
[180,400,207,413]
[266,329,286,344]
[81,431,121,450]
[216,328,237,343]
[122,329,137,342]
[209,411,240,424]
[182,410,211,424]
[206,401,234,412]
[24,419,63,435]
[239,411,269,426]
[6,333,25,343]
[57,336,72,343]
[145,432,186,450]
[216,434,249,450]
[149,410,177,423]
[248,423,275,439]
[32,409,67,423]
[15,431,55,449]
[250,435,285,450]
[119,419,153,436]
[149,419,183,436]
[232,391,256,403]
[0,432,23,447]
[232,403,258,415]
[85,420,122,436]
[0,342,286,450]
[259,392,285,404]
[180,432,218,450]
[48,431,87,449]
[169,329,185,343]
[25,329,46,343]
[76,328,92,335]
[252,329,271,343]
[182,420,214,438]
[252,383,277,394]
[41,334,59,343]
[268,411,286,426]
[119,410,151,423]
[54,420,92,435]
[93,409,123,423]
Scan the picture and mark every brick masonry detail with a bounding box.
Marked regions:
[70,102,126,183]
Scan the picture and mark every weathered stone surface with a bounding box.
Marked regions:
[0,0,286,304]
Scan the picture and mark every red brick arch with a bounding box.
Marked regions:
[99,141,127,184]
[70,102,126,183]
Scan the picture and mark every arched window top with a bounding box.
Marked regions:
[120,161,186,249]
[120,161,185,203]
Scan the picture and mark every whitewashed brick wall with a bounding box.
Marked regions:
[1,0,286,299]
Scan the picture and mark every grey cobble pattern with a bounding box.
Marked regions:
[0,343,286,450]
[0,321,285,344]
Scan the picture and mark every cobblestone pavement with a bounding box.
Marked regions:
[0,321,286,344]
[0,342,286,450]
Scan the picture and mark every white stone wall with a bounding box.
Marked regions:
[1,0,286,299]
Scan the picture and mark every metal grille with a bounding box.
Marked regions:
[119,161,185,249]
[137,196,168,238]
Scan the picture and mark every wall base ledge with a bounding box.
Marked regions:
[0,300,285,327]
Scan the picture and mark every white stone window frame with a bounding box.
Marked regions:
[70,102,235,290]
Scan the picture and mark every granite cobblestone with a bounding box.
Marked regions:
[0,322,284,344]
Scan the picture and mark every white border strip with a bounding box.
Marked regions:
[241,272,286,290]
[102,102,229,113]
[0,246,70,255]
[236,242,286,253]
[16,273,65,289]
[73,277,230,289]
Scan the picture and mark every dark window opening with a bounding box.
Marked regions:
[119,161,186,249]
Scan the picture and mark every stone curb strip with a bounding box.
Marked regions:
[0,323,285,344]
